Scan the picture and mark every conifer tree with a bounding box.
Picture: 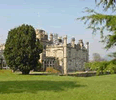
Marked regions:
[78,0,116,56]
[4,24,43,74]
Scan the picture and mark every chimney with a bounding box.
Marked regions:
[85,42,89,51]
[71,38,75,48]
[44,32,48,40]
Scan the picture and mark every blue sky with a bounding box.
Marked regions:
[0,0,115,60]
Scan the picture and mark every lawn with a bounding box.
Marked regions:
[0,70,116,100]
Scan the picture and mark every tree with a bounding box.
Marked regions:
[4,24,43,74]
[108,52,116,59]
[92,53,106,62]
[78,0,116,58]
[93,53,101,61]
[95,0,116,11]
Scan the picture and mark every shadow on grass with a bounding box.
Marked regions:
[0,80,86,94]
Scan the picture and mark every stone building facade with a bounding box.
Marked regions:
[0,43,5,51]
[36,29,89,74]
[0,43,6,68]
[0,29,89,74]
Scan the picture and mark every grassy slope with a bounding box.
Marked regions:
[0,70,116,100]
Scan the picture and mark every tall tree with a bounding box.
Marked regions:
[4,24,43,74]
[92,53,106,61]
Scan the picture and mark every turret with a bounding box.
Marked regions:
[58,36,62,44]
[63,35,67,46]
[85,42,89,51]
[79,39,83,49]
[35,29,43,41]
[35,29,39,39]
[44,32,48,40]
[71,37,75,48]
[50,33,53,42]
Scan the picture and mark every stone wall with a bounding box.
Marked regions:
[67,47,88,72]
[46,46,64,67]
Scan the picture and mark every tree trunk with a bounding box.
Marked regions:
[22,70,30,74]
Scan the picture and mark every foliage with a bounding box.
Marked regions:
[33,62,42,71]
[4,24,43,74]
[93,53,101,61]
[106,62,116,73]
[108,58,116,64]
[95,0,116,11]
[85,60,116,75]
[92,53,107,61]
[46,67,61,73]
[78,7,116,49]
[77,0,116,51]
[108,52,116,59]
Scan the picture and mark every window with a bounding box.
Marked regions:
[50,61,52,67]
[43,45,46,49]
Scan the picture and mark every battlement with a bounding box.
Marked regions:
[35,29,48,41]
[46,44,63,48]
[35,29,89,51]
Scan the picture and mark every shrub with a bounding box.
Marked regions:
[46,67,61,73]
[85,61,109,75]
[107,63,116,74]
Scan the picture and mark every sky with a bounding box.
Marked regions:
[0,0,115,60]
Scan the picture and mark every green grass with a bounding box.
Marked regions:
[0,70,116,100]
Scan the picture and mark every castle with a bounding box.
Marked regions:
[0,29,89,74]
[35,29,89,74]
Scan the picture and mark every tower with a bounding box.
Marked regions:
[63,35,67,75]
[85,42,89,51]
[44,32,48,40]
[71,37,75,48]
[35,29,42,41]
[50,33,53,42]
[79,39,83,49]
[85,42,89,62]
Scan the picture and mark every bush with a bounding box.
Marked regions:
[85,61,113,75]
[106,63,116,74]
[46,67,61,73]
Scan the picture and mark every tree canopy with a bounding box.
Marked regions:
[92,53,106,61]
[4,24,43,74]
